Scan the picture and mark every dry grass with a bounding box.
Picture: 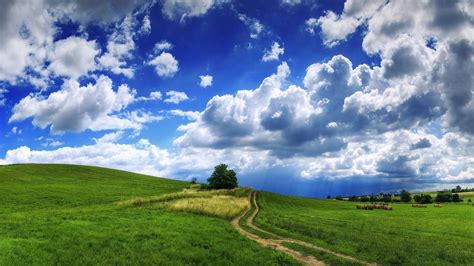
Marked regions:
[119,186,252,219]
[167,195,250,219]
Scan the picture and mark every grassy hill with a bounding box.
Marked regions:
[0,164,294,265]
[255,192,474,265]
[2,164,473,265]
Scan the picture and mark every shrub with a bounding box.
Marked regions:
[207,164,238,189]
[349,195,358,201]
[468,199,472,203]
[415,194,432,204]
[382,195,392,202]
[419,194,432,204]
[360,196,369,202]
[452,193,461,202]
[435,192,453,202]
[400,190,412,202]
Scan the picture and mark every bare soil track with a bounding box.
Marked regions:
[231,191,376,266]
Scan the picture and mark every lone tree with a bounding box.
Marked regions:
[207,164,238,189]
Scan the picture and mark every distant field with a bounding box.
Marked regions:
[256,192,474,265]
[0,164,295,265]
[459,191,474,201]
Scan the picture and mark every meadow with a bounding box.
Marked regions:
[255,192,474,265]
[0,164,295,265]
[2,164,473,265]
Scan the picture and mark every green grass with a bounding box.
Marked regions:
[255,191,474,265]
[0,164,298,265]
[281,242,362,266]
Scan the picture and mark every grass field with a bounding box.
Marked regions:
[255,192,474,265]
[458,191,474,202]
[0,164,296,265]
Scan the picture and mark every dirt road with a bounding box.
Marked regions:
[230,190,375,266]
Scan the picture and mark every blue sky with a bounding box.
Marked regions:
[1,0,473,197]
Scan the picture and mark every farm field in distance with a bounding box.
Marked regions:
[255,192,474,265]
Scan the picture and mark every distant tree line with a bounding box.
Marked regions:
[332,185,469,203]
[451,185,474,193]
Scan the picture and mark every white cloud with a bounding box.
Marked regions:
[0,0,54,83]
[150,91,163,100]
[41,139,64,147]
[199,75,213,88]
[281,0,301,6]
[305,18,318,35]
[169,109,200,121]
[0,0,149,84]
[165,91,189,104]
[136,91,163,101]
[0,88,7,106]
[11,127,21,135]
[9,76,140,133]
[262,42,284,62]
[50,0,149,25]
[98,16,137,78]
[238,14,264,39]
[315,0,385,47]
[154,40,173,52]
[139,15,151,35]
[94,131,124,144]
[48,36,99,79]
[162,0,218,22]
[148,52,179,78]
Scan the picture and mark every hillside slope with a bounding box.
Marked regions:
[0,164,295,265]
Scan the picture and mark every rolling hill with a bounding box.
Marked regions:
[0,164,294,265]
[1,164,473,265]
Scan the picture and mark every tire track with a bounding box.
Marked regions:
[231,190,376,266]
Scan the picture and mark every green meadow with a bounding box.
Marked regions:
[0,164,293,265]
[255,192,474,265]
[1,164,473,265]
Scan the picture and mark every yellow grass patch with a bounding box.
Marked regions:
[119,187,252,219]
[166,195,249,219]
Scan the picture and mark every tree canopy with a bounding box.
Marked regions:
[207,164,238,189]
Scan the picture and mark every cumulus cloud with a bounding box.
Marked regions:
[315,0,385,47]
[262,42,284,62]
[48,36,99,79]
[0,0,54,83]
[9,76,140,133]
[148,52,179,78]
[0,0,150,83]
[49,0,149,25]
[165,91,189,104]
[199,75,213,88]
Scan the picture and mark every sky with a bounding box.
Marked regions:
[1,0,474,197]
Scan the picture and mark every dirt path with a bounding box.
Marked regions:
[231,191,376,266]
